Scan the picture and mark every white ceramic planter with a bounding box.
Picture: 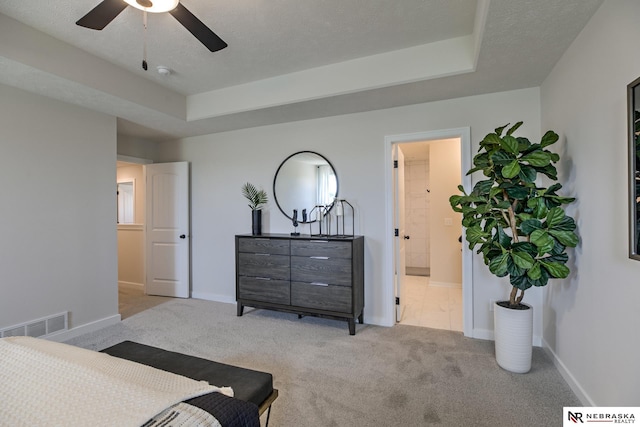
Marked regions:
[494,302,533,373]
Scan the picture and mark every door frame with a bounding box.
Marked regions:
[383,127,473,336]
[393,144,407,323]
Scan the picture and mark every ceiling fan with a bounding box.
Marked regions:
[76,0,227,53]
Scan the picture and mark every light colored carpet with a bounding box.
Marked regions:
[67,298,580,426]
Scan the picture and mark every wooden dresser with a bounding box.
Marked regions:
[236,234,364,335]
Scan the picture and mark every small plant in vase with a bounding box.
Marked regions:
[449,121,578,373]
[241,182,268,235]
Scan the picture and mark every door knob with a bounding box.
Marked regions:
[404,235,410,240]
[179,234,186,239]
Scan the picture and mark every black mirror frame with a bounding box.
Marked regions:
[272,150,339,223]
[628,76,640,260]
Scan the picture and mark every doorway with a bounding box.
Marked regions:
[399,140,462,331]
[116,161,145,286]
[116,160,160,318]
[385,128,473,337]
[115,158,191,317]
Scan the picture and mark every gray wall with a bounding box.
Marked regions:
[541,0,640,406]
[0,83,119,334]
[117,135,160,161]
[157,87,542,334]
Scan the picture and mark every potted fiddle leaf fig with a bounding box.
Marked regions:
[449,122,578,373]
[241,182,268,235]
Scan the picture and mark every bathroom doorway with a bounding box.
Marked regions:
[387,128,472,335]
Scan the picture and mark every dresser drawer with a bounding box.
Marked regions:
[239,277,290,305]
[291,282,352,313]
[290,256,351,286]
[290,240,352,258]
[238,253,290,280]
[238,237,290,255]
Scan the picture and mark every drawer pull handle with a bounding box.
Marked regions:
[310,282,329,287]
[254,277,272,281]
[310,240,329,243]
[310,256,329,260]
[253,238,270,241]
[255,253,271,256]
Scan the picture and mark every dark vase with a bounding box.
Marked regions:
[252,210,262,235]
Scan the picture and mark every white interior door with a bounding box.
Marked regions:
[393,145,407,322]
[145,162,190,298]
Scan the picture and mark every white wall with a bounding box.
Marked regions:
[0,83,119,335]
[540,0,640,406]
[158,87,542,336]
[429,139,462,287]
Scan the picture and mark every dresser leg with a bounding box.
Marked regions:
[237,303,244,316]
[348,319,356,335]
[358,313,364,324]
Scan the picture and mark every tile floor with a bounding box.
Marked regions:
[399,275,463,331]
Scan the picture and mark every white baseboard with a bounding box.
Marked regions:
[472,327,494,341]
[542,338,594,406]
[47,314,121,343]
[365,315,391,327]
[191,291,236,305]
[532,335,543,349]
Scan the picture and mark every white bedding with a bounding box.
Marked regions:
[0,337,232,427]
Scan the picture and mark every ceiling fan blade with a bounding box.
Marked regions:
[76,0,128,30]
[169,3,227,52]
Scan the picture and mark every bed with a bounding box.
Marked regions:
[0,337,277,427]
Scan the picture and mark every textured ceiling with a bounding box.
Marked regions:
[0,0,603,141]
[0,0,477,95]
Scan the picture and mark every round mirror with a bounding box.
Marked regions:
[273,151,338,222]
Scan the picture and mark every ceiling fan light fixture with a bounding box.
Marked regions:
[124,0,179,13]
[76,0,227,52]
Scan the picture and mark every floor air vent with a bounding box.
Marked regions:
[1,312,68,339]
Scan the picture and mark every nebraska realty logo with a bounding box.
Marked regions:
[564,408,639,425]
